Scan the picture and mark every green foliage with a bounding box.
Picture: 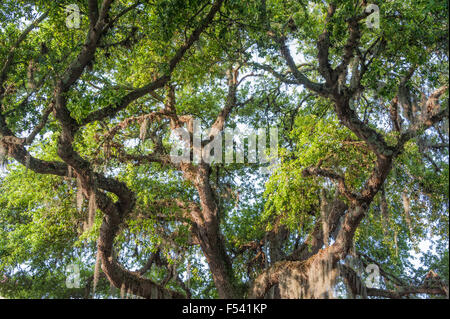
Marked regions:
[0,0,448,299]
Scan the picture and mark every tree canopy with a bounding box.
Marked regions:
[0,0,448,299]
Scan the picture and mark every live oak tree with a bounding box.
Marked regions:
[0,0,448,299]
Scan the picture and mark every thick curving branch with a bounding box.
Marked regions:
[80,0,225,126]
[302,166,360,203]
[2,0,224,300]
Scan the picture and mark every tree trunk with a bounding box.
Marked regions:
[190,164,241,298]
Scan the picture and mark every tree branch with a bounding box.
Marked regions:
[302,166,359,203]
[80,0,224,126]
[0,11,49,98]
